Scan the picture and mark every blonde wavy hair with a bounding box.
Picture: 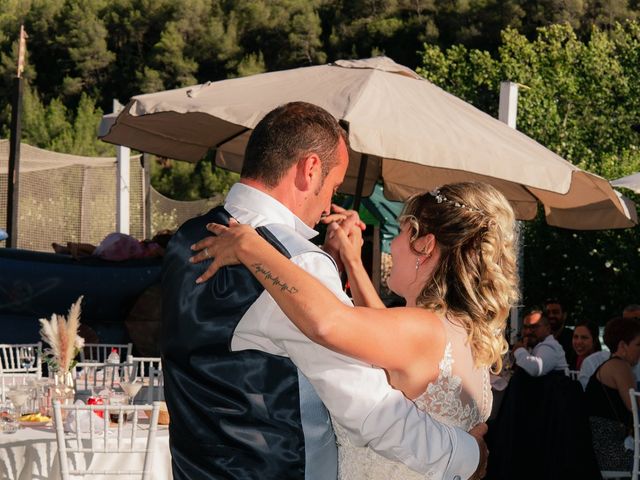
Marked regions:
[399,182,519,373]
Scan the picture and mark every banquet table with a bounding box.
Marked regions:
[0,422,172,480]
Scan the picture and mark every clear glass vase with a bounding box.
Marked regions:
[51,370,75,406]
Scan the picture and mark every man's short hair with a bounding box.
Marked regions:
[603,316,640,352]
[241,101,347,188]
[543,298,565,311]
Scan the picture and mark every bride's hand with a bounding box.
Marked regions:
[189,219,258,284]
[327,222,363,269]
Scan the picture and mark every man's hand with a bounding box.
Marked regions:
[468,423,488,479]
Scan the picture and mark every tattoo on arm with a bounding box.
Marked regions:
[251,263,299,294]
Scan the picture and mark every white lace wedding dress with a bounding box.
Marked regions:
[333,319,492,479]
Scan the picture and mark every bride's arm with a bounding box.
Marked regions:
[191,222,442,373]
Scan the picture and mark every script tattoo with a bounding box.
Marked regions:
[251,263,299,294]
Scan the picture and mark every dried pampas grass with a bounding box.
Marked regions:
[39,296,85,373]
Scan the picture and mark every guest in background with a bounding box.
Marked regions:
[544,298,575,369]
[513,312,568,376]
[580,305,640,390]
[584,316,640,472]
[571,320,601,370]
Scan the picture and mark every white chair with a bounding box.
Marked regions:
[145,366,164,403]
[53,400,161,479]
[72,362,135,397]
[0,342,42,375]
[0,342,42,402]
[567,369,579,381]
[126,355,162,379]
[80,343,132,363]
[631,389,640,480]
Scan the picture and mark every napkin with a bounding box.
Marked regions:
[63,400,106,433]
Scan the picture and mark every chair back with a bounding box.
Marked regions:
[0,343,42,402]
[0,342,42,375]
[630,389,640,480]
[567,369,579,381]
[73,362,136,398]
[146,366,164,403]
[52,400,161,479]
[126,355,162,379]
[80,343,132,363]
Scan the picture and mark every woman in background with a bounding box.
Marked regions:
[571,320,601,370]
[585,316,640,472]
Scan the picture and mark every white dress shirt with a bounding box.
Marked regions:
[514,334,569,377]
[225,183,479,480]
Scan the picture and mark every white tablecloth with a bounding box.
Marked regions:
[0,423,171,480]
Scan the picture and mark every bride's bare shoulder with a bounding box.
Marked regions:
[388,306,446,343]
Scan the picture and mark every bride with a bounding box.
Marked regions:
[191,182,519,479]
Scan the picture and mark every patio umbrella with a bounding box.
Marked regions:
[100,56,637,230]
[612,172,640,194]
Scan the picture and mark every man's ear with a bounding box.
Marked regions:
[294,153,322,192]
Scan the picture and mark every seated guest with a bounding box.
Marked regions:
[571,320,601,370]
[585,316,640,472]
[580,305,640,389]
[544,298,575,368]
[513,311,568,376]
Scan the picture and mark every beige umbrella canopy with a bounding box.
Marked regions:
[612,173,640,194]
[100,56,637,229]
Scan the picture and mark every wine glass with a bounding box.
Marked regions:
[20,347,35,374]
[6,387,30,417]
[119,366,142,405]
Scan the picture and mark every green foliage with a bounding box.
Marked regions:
[418,22,640,322]
[0,2,640,321]
[150,156,238,201]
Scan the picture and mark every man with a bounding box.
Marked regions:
[161,102,485,480]
[513,310,568,376]
[543,298,574,367]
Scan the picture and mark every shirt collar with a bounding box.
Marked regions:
[224,183,319,240]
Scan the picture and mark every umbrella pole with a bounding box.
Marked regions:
[352,154,369,211]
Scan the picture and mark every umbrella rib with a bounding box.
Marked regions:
[215,128,250,149]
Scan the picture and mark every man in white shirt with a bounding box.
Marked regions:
[513,310,568,376]
[162,102,485,480]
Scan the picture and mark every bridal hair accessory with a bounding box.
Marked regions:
[429,188,483,214]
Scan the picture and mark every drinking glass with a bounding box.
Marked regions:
[119,366,142,405]
[0,402,18,434]
[6,386,30,416]
[108,392,129,423]
[20,347,35,374]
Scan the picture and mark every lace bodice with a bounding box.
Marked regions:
[333,341,491,480]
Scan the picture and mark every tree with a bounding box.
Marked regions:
[417,22,640,322]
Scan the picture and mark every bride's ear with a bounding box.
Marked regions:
[415,233,437,257]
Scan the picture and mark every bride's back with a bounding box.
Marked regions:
[414,316,491,431]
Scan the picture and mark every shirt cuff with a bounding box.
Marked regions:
[447,427,479,480]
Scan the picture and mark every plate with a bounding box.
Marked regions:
[19,420,51,427]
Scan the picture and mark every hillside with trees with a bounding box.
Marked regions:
[1,0,639,320]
